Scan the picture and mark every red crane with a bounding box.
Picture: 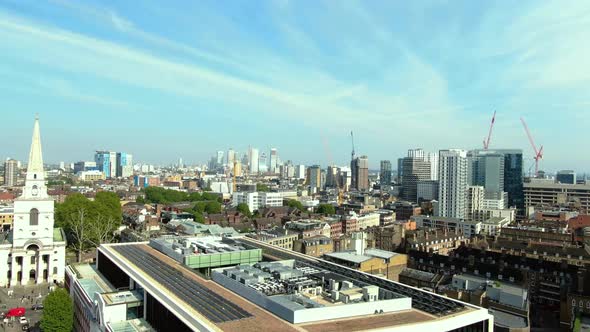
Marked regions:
[520,117,543,177]
[483,111,497,150]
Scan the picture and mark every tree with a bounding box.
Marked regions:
[67,208,91,262]
[256,183,270,192]
[316,204,336,215]
[236,203,252,217]
[41,288,73,332]
[285,199,304,211]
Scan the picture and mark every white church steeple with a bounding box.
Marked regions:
[22,115,48,199]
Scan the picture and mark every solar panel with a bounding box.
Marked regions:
[112,245,253,323]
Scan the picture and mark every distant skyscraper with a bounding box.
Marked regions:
[427,152,439,181]
[269,148,278,174]
[307,165,322,191]
[227,149,236,166]
[178,157,183,168]
[401,149,431,202]
[95,151,112,178]
[116,152,133,177]
[326,165,340,188]
[295,165,306,180]
[351,156,369,191]
[380,160,392,185]
[259,152,268,173]
[397,158,404,183]
[438,149,468,219]
[3,159,18,186]
[216,151,224,166]
[469,149,523,212]
[249,148,259,174]
[556,170,576,184]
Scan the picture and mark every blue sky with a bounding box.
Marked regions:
[0,0,589,172]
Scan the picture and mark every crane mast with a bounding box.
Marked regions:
[520,117,544,177]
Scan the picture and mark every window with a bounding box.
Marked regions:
[30,208,39,226]
[53,267,58,275]
[30,256,35,264]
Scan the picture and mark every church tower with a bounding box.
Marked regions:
[0,116,66,286]
[13,115,55,246]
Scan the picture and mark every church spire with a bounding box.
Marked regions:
[27,114,44,175]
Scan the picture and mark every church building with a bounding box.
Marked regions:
[0,116,66,286]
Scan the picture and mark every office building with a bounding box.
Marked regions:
[351,155,369,191]
[397,158,404,183]
[380,160,392,185]
[3,159,18,187]
[417,180,439,202]
[427,152,438,181]
[249,148,259,174]
[295,165,306,180]
[67,238,493,332]
[325,165,340,188]
[270,148,278,174]
[438,149,468,219]
[116,152,133,178]
[227,148,236,166]
[466,186,484,220]
[556,170,576,184]
[73,161,97,173]
[524,182,590,213]
[0,116,66,287]
[401,149,431,202]
[306,165,322,192]
[216,150,224,166]
[232,191,283,213]
[95,151,111,177]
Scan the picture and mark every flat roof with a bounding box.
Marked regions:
[324,252,374,264]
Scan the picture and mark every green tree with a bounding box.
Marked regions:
[236,203,252,217]
[204,201,222,214]
[256,183,270,192]
[285,199,304,211]
[41,288,73,332]
[316,204,336,215]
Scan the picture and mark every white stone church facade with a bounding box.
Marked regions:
[0,116,66,286]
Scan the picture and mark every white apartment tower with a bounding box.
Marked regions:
[438,149,468,219]
[0,116,66,287]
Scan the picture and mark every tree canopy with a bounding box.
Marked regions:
[142,187,221,204]
[41,288,73,332]
[256,183,270,192]
[315,204,336,215]
[236,203,252,217]
[55,192,122,261]
[285,199,304,211]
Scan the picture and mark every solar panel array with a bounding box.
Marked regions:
[251,240,465,316]
[112,245,252,323]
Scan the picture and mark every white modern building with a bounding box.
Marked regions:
[427,152,439,181]
[0,116,66,287]
[232,191,283,212]
[249,148,259,174]
[438,149,468,219]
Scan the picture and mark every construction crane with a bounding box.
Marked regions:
[483,111,496,150]
[520,117,543,177]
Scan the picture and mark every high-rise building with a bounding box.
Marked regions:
[306,165,322,191]
[427,152,439,181]
[326,165,340,188]
[0,116,66,287]
[227,149,236,166]
[380,160,392,185]
[269,148,278,174]
[397,158,404,183]
[258,152,268,173]
[351,156,369,191]
[116,152,133,178]
[94,151,112,178]
[249,148,259,174]
[3,159,18,187]
[438,149,468,219]
[216,151,224,166]
[469,149,523,213]
[178,157,183,168]
[466,186,485,220]
[401,149,431,202]
[295,165,306,180]
[556,170,576,184]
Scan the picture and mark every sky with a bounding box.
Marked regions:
[0,0,589,173]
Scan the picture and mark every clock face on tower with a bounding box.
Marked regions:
[32,185,38,197]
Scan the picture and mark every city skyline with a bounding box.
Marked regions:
[1,1,589,171]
